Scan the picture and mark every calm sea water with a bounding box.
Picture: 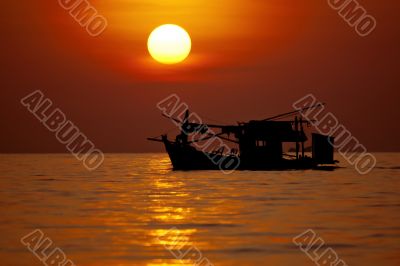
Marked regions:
[0,153,399,266]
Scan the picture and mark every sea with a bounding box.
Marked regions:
[0,153,399,266]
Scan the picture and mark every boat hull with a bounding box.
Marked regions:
[162,140,333,171]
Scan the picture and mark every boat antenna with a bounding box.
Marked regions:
[262,103,325,121]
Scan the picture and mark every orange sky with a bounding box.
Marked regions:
[1,0,399,152]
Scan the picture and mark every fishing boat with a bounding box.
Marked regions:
[148,104,338,172]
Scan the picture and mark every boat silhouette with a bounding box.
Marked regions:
[149,104,338,171]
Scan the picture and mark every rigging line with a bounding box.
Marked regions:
[254,110,296,122]
[187,133,224,144]
[263,103,325,121]
[149,125,179,139]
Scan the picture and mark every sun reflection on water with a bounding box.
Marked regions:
[144,158,200,265]
[146,260,194,266]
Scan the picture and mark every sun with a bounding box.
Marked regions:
[147,24,192,65]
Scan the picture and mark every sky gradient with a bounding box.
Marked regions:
[1,0,399,152]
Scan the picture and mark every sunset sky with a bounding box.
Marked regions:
[1,0,399,152]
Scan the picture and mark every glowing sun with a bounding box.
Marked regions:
[147,24,192,64]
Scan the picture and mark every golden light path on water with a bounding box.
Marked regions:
[0,154,399,265]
